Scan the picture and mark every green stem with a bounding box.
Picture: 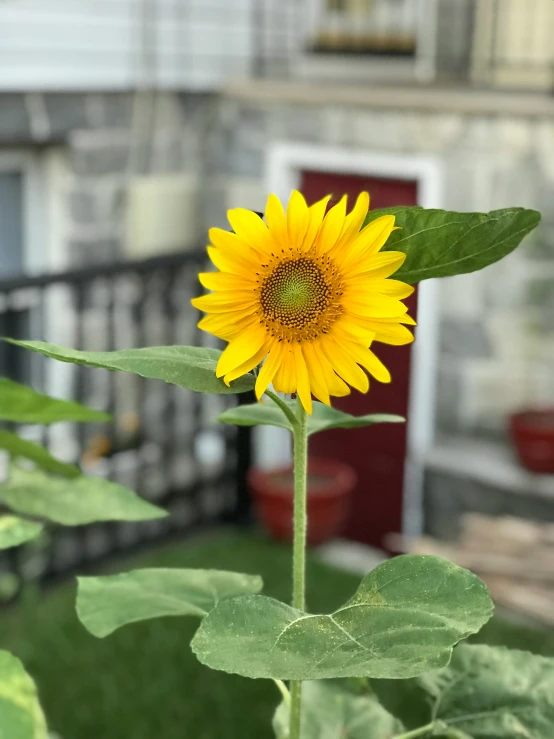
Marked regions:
[292,398,308,610]
[274,679,291,707]
[393,723,436,739]
[265,389,299,429]
[289,681,302,739]
[289,398,308,739]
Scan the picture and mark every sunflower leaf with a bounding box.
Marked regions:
[0,650,48,739]
[0,516,43,550]
[0,431,80,478]
[77,568,264,637]
[2,341,255,395]
[272,680,404,739]
[219,399,293,432]
[365,206,541,284]
[191,554,493,680]
[0,464,166,525]
[372,644,554,739]
[218,397,404,435]
[0,377,109,424]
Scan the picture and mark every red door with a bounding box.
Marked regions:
[301,170,418,549]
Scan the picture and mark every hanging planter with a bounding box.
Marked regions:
[248,457,357,546]
[509,408,554,473]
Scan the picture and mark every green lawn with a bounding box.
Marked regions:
[1,529,553,739]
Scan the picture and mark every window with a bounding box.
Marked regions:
[0,152,46,383]
[0,171,24,278]
[315,0,417,55]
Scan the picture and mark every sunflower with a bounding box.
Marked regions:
[192,190,415,413]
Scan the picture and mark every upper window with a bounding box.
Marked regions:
[313,0,417,56]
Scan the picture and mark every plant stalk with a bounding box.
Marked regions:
[393,723,436,739]
[289,399,308,739]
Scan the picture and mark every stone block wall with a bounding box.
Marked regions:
[0,91,218,266]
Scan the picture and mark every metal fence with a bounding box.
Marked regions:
[0,250,253,595]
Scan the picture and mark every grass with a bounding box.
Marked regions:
[1,529,553,739]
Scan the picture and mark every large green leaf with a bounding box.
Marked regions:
[0,465,166,525]
[365,206,540,284]
[0,650,48,739]
[191,555,493,680]
[4,342,254,395]
[373,644,554,738]
[273,681,404,739]
[0,377,109,424]
[0,431,79,478]
[77,568,264,637]
[0,516,43,550]
[219,397,404,436]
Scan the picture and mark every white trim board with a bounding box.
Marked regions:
[263,141,444,537]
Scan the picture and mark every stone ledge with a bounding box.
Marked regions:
[425,436,554,501]
[223,79,554,118]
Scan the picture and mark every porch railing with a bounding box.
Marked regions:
[0,250,253,593]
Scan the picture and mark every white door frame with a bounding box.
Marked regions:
[264,141,444,536]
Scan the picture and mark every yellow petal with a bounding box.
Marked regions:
[226,209,274,254]
[345,294,408,319]
[341,342,391,383]
[320,337,369,394]
[363,313,416,325]
[197,312,257,341]
[207,247,255,279]
[344,251,406,280]
[209,229,257,262]
[333,191,370,253]
[301,195,331,252]
[347,277,414,300]
[265,194,288,249]
[224,345,267,385]
[374,325,414,346]
[311,341,351,398]
[216,326,267,378]
[316,195,347,253]
[293,343,312,414]
[198,272,255,291]
[356,215,396,254]
[273,344,297,394]
[340,215,396,272]
[350,318,414,346]
[334,315,376,342]
[255,343,282,400]
[191,292,258,314]
[302,342,331,405]
[286,190,309,251]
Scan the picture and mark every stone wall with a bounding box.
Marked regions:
[0,91,217,265]
[213,95,554,440]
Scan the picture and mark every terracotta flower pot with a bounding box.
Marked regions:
[248,457,357,546]
[509,409,554,473]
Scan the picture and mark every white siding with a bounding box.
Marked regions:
[0,0,259,91]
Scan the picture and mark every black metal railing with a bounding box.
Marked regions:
[0,250,253,593]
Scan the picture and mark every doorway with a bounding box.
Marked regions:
[265,142,443,546]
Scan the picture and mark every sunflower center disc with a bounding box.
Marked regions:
[260,258,331,329]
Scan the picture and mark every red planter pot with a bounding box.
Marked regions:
[248,457,357,546]
[509,409,554,473]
